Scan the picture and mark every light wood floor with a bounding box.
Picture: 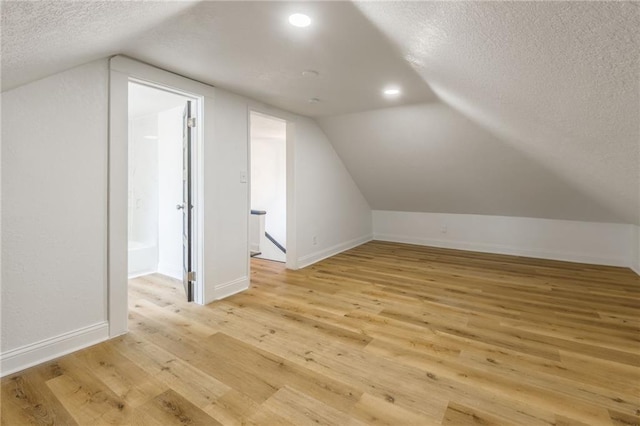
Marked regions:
[2,241,639,425]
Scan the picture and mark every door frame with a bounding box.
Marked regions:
[108,56,211,337]
[247,109,297,270]
[181,100,195,302]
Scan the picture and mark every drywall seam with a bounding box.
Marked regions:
[210,276,249,303]
[297,234,373,270]
[0,322,109,377]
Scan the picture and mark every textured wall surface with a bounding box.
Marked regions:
[293,115,373,260]
[204,87,372,300]
[1,60,109,352]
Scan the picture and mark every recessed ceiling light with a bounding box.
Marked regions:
[383,88,401,96]
[289,13,311,27]
[144,135,158,140]
[302,70,319,77]
[308,97,320,103]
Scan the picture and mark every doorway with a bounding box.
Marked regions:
[127,81,199,301]
[249,112,287,263]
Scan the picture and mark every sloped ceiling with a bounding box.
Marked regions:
[321,1,639,224]
[2,1,638,224]
[1,1,436,116]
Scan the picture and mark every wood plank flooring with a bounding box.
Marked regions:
[2,241,639,425]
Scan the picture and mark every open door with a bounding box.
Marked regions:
[180,100,195,301]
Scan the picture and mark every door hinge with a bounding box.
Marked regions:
[187,271,196,281]
[187,117,196,128]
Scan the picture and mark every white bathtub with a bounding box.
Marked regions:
[128,241,157,278]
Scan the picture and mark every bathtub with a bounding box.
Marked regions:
[128,241,157,278]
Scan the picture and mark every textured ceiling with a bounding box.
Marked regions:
[325,0,638,224]
[1,1,197,91]
[319,102,631,223]
[2,1,638,224]
[1,1,436,116]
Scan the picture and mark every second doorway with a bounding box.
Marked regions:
[250,112,287,263]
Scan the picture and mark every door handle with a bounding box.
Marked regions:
[176,204,185,210]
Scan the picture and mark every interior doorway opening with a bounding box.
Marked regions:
[127,81,199,301]
[249,112,287,263]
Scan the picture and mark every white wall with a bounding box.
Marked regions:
[127,107,183,279]
[204,89,252,301]
[373,211,635,268]
[157,106,183,279]
[1,60,110,375]
[204,88,373,301]
[0,57,373,374]
[251,135,287,248]
[129,115,159,247]
[294,117,373,268]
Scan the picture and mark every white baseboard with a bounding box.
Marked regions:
[374,233,628,267]
[1,322,109,377]
[207,276,250,303]
[297,234,373,269]
[372,211,634,268]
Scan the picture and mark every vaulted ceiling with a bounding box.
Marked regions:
[1,1,436,116]
[322,1,640,224]
[2,1,638,224]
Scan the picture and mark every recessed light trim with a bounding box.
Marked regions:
[289,13,311,27]
[302,69,319,77]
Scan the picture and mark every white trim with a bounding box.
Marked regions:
[1,322,109,377]
[285,120,297,270]
[110,56,216,98]
[297,234,373,269]
[374,233,629,267]
[109,56,215,337]
[209,276,250,303]
[108,68,129,337]
[247,107,298,271]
